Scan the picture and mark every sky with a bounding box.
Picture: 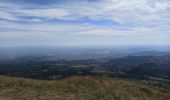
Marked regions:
[0,0,170,47]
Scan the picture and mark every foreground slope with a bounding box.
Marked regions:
[0,76,169,100]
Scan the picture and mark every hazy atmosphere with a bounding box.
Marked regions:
[1,0,170,47]
[0,1,170,100]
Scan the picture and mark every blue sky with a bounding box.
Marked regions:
[0,0,170,47]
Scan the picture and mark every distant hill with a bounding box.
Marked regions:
[132,51,170,56]
[104,55,170,80]
[0,55,170,84]
[0,76,169,100]
[1,46,170,61]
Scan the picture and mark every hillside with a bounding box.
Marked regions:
[0,76,169,100]
[1,55,170,82]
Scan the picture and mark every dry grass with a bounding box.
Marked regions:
[0,76,169,100]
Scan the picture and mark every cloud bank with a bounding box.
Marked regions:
[0,0,170,47]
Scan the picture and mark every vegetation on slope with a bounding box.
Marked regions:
[1,55,170,81]
[0,76,169,100]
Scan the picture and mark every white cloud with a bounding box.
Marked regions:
[1,0,170,22]
[0,0,170,46]
[0,11,17,20]
[1,0,170,30]
[17,8,70,19]
[155,2,169,11]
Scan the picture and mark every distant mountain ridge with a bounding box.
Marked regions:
[132,51,170,56]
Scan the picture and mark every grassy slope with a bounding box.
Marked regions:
[0,76,169,100]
